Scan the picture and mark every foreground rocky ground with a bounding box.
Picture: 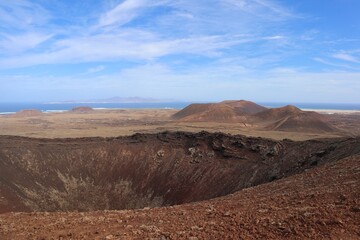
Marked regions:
[1,153,359,239]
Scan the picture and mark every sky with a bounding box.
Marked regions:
[0,0,359,103]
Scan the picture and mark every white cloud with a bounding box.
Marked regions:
[98,0,146,27]
[0,32,279,68]
[2,63,359,103]
[0,32,53,54]
[314,57,357,70]
[97,0,169,28]
[252,0,295,17]
[224,0,296,20]
[0,1,50,29]
[0,0,298,69]
[262,35,285,40]
[0,1,358,103]
[87,65,106,73]
[332,53,360,63]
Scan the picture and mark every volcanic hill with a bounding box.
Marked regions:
[172,103,238,122]
[254,105,337,133]
[71,106,94,113]
[173,101,337,133]
[221,100,268,114]
[14,109,43,117]
[172,100,267,122]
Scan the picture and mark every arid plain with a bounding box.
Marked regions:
[0,104,359,140]
[0,101,360,239]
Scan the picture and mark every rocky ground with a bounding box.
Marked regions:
[0,154,359,239]
[1,132,359,213]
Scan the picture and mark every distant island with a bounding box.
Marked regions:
[47,97,176,104]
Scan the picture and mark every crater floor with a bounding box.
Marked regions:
[0,132,359,239]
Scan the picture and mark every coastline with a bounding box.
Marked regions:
[302,108,360,114]
[1,107,360,116]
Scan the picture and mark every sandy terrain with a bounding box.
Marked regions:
[0,108,358,140]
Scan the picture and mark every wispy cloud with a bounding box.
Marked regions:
[0,0,50,30]
[0,0,359,103]
[252,0,296,17]
[262,35,285,40]
[98,0,148,28]
[0,0,297,69]
[87,65,106,74]
[2,62,359,103]
[313,57,358,70]
[0,30,288,69]
[97,0,170,28]
[332,53,360,63]
[0,32,53,54]
[224,0,296,20]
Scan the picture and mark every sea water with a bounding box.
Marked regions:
[0,102,191,114]
[0,102,359,115]
[259,102,360,111]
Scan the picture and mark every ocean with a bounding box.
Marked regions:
[0,102,359,115]
[259,102,360,111]
[0,102,191,114]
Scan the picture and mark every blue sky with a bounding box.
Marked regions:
[0,0,359,103]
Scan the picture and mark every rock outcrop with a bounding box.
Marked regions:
[71,106,94,113]
[14,109,43,117]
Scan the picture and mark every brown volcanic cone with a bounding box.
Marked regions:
[221,100,268,114]
[271,114,336,132]
[172,103,238,122]
[172,100,267,122]
[255,105,303,120]
[71,106,94,113]
[172,103,212,119]
[254,105,336,133]
[14,109,43,117]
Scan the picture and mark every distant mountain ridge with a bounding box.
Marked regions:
[48,97,175,104]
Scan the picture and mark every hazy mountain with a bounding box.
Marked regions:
[49,97,175,104]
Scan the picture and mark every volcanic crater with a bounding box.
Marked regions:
[0,131,359,213]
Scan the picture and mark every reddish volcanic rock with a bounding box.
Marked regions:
[71,106,94,112]
[0,148,359,239]
[172,103,239,122]
[0,131,359,213]
[255,105,304,120]
[173,101,337,133]
[14,109,43,117]
[221,100,268,114]
[172,100,267,122]
[254,105,337,133]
